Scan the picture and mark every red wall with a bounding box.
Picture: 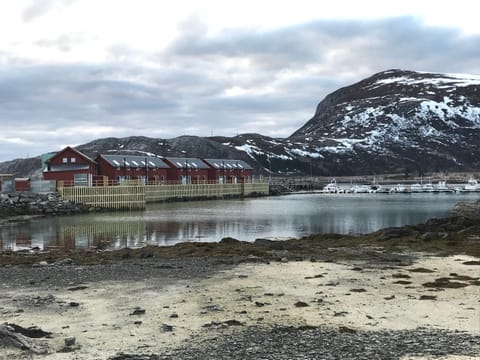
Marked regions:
[164,165,209,184]
[43,169,93,183]
[207,168,253,183]
[47,147,93,167]
[43,147,97,185]
[14,179,31,192]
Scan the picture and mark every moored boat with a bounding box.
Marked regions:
[323,179,341,193]
[435,180,451,193]
[422,182,435,193]
[390,184,408,193]
[410,183,425,193]
[463,177,480,192]
[350,184,370,193]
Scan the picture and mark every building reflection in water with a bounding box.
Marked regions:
[0,219,226,251]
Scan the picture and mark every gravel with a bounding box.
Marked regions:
[110,326,480,360]
[0,258,234,290]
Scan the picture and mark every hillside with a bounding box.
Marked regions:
[1,69,479,178]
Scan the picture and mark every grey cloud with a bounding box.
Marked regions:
[2,16,480,161]
[165,16,480,75]
[22,0,77,22]
[22,0,56,22]
[34,33,87,52]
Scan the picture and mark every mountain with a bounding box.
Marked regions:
[289,69,480,175]
[1,69,479,178]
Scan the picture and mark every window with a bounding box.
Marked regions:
[71,157,76,163]
[62,157,68,163]
[74,173,88,186]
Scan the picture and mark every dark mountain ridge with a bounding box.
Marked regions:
[2,69,479,178]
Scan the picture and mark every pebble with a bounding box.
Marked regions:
[108,326,480,359]
[64,336,76,346]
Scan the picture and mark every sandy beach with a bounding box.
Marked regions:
[1,250,479,359]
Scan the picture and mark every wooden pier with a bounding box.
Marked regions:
[58,181,269,210]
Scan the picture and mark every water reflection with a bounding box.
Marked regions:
[1,192,479,251]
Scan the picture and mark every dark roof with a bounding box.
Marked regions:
[203,159,253,170]
[100,154,169,169]
[45,164,91,172]
[164,157,209,169]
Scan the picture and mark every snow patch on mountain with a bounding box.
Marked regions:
[234,144,265,159]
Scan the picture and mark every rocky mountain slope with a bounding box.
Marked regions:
[289,69,480,175]
[1,69,479,178]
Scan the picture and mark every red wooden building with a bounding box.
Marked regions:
[203,159,254,183]
[43,146,97,186]
[42,147,256,187]
[96,154,169,184]
[163,157,210,184]
[14,178,31,191]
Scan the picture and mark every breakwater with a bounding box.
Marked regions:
[0,192,87,218]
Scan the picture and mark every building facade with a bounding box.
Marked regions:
[163,157,210,184]
[42,147,256,186]
[43,146,97,186]
[96,154,169,184]
[203,159,254,183]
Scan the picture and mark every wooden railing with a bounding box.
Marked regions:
[59,185,145,210]
[57,181,270,210]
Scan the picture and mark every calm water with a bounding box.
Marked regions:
[1,192,479,251]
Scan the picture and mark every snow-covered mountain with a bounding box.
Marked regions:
[2,69,479,177]
[288,69,480,174]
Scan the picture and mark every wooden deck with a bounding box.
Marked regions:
[59,182,269,210]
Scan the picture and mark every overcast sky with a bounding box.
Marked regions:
[1,0,479,161]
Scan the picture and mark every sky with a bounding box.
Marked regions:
[1,0,480,162]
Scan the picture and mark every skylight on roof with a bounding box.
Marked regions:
[192,163,198,168]
[149,161,155,166]
[125,161,130,166]
[113,160,120,166]
[176,162,182,167]
[214,163,220,168]
[141,161,146,165]
[132,160,139,166]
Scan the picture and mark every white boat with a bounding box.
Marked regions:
[390,184,408,193]
[350,184,370,193]
[410,183,425,193]
[422,182,435,193]
[323,179,341,193]
[371,185,389,193]
[435,180,451,192]
[463,177,480,192]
